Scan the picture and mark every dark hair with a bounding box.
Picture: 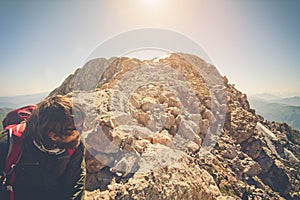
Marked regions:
[24,95,86,147]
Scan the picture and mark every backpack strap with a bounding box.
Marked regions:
[5,123,26,171]
[4,125,25,174]
[2,123,26,200]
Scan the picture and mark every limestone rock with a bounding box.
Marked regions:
[49,53,300,200]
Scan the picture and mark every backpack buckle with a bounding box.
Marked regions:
[0,172,4,179]
[6,185,13,192]
[0,171,7,185]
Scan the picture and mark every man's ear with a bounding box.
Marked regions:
[49,131,60,142]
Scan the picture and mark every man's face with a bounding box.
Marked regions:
[54,122,83,149]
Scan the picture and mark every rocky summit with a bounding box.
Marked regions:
[50,53,300,200]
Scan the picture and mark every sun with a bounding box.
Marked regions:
[141,0,165,7]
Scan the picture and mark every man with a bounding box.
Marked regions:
[0,95,86,200]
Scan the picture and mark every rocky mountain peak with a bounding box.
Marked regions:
[50,53,299,199]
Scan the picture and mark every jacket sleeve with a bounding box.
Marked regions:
[62,142,86,200]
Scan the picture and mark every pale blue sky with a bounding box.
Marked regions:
[0,0,299,97]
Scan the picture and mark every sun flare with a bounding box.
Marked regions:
[141,0,165,7]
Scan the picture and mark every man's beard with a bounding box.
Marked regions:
[56,136,80,149]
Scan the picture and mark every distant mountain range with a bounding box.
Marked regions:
[248,94,300,130]
[0,92,48,108]
[0,92,48,129]
[272,96,300,107]
[250,93,300,106]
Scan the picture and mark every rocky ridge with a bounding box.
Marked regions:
[50,53,300,199]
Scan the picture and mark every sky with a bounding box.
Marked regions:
[0,0,299,97]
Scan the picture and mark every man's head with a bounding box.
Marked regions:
[24,95,86,149]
